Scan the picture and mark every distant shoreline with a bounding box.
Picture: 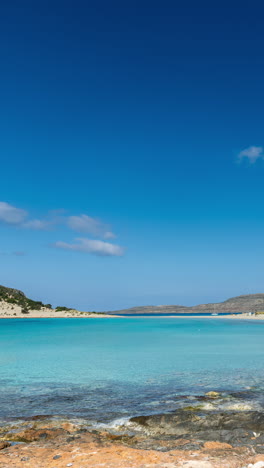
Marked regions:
[0,308,264,320]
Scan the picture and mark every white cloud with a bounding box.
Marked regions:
[22,219,52,230]
[67,215,115,239]
[0,202,124,257]
[238,146,263,163]
[0,202,63,230]
[54,237,124,257]
[0,202,27,225]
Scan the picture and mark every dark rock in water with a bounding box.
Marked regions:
[130,410,264,446]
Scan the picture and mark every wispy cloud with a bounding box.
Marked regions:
[0,202,27,225]
[67,215,115,239]
[0,201,125,257]
[0,251,26,256]
[238,146,263,163]
[54,238,124,257]
[0,201,66,231]
[0,202,56,230]
[22,219,54,230]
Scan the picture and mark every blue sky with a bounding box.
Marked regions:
[1,1,264,310]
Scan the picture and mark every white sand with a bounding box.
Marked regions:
[0,301,115,318]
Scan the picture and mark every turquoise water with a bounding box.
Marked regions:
[0,318,264,423]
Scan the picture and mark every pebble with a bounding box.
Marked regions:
[53,455,61,460]
[66,464,73,467]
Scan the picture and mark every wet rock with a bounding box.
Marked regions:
[205,391,221,399]
[130,409,264,438]
[26,414,52,421]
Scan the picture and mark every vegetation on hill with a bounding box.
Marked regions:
[0,285,52,311]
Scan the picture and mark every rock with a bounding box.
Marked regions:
[53,455,61,459]
[11,428,67,442]
[255,447,264,454]
[28,414,52,421]
[180,442,202,451]
[204,391,221,399]
[130,409,264,438]
[203,441,232,450]
[0,441,11,450]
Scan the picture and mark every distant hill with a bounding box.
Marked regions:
[106,294,264,315]
[1,285,264,316]
[0,285,111,318]
[0,285,52,311]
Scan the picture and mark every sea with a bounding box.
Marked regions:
[0,317,264,426]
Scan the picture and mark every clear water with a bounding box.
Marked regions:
[0,318,264,424]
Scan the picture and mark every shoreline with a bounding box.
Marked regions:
[1,308,264,320]
[0,407,264,468]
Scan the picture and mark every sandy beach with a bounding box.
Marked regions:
[0,301,115,318]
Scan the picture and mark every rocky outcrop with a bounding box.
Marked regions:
[130,409,264,450]
[0,416,263,467]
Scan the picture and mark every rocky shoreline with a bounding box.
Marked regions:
[1,401,264,467]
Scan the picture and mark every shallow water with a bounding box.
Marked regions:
[0,318,264,423]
